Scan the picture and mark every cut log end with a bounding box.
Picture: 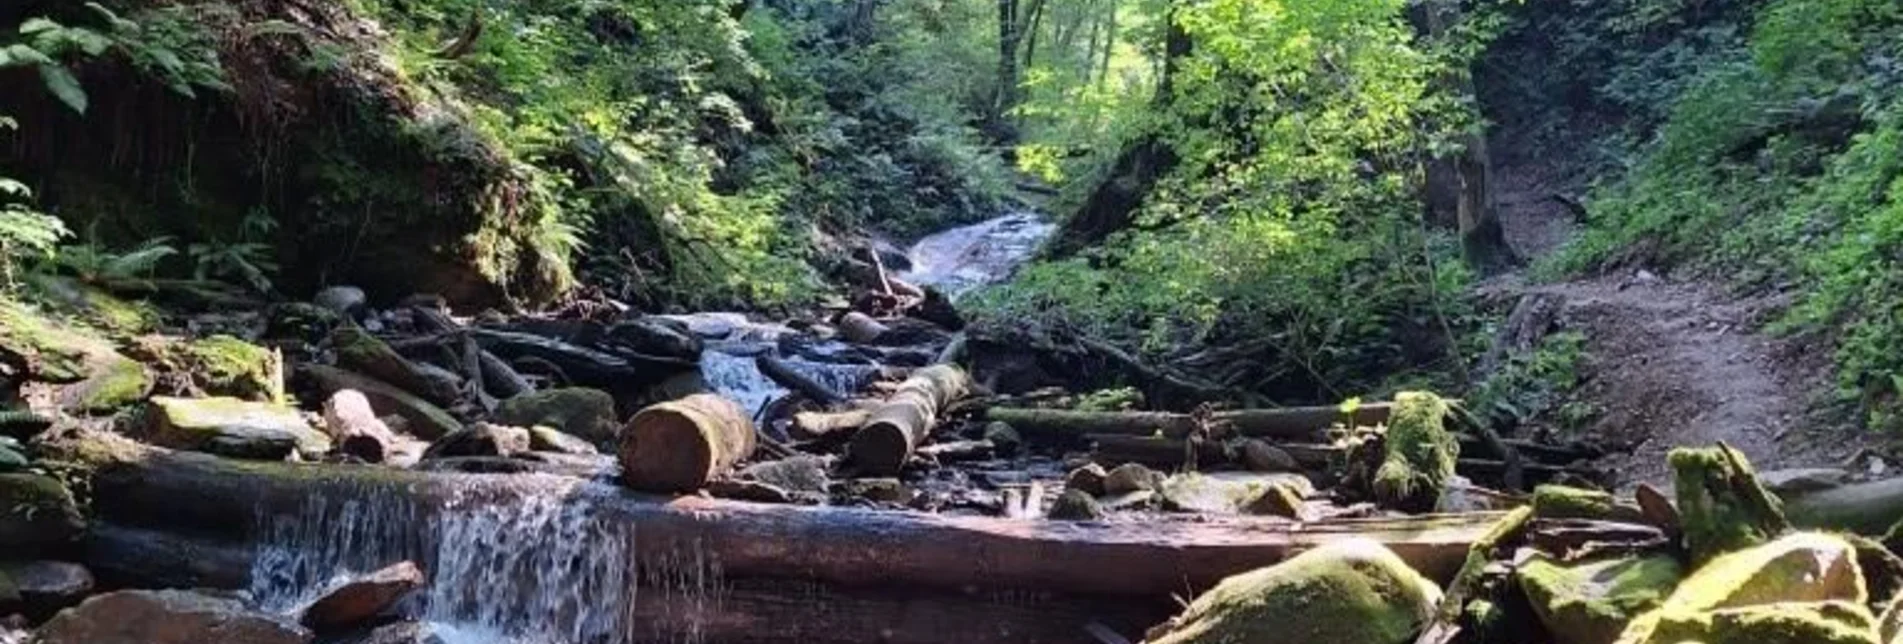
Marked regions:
[849,422,912,475]
[619,395,755,493]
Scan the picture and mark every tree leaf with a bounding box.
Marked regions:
[37,64,88,114]
[18,18,63,37]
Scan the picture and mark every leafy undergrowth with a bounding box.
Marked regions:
[1545,0,1903,426]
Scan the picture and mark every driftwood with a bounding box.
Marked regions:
[1784,477,1903,535]
[469,328,694,385]
[915,439,996,464]
[757,355,847,407]
[619,394,757,492]
[790,409,871,441]
[987,404,1399,443]
[70,440,1504,597]
[850,365,971,475]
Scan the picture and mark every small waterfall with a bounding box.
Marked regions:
[900,212,1055,296]
[698,347,877,423]
[248,476,717,644]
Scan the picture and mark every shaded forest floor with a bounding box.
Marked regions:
[1490,162,1878,488]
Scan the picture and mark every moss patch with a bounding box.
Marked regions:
[1146,538,1441,644]
[0,473,84,553]
[1672,443,1789,563]
[1371,391,1459,512]
[1519,552,1683,644]
[0,300,151,414]
[178,336,283,403]
[1619,532,1871,643]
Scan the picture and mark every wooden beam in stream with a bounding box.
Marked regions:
[69,438,1503,598]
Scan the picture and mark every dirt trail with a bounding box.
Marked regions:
[1492,165,1873,487]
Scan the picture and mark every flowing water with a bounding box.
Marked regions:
[244,214,1057,643]
[899,212,1054,297]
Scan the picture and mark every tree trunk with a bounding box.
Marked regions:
[66,438,1502,596]
[618,394,757,492]
[849,365,972,474]
[1783,477,1903,535]
[1419,0,1516,272]
[756,355,847,407]
[992,0,1024,144]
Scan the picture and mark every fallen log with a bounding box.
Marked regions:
[790,409,871,440]
[838,312,891,344]
[66,438,1502,597]
[915,439,996,464]
[850,365,970,475]
[619,394,757,492]
[469,328,694,385]
[83,521,1165,644]
[988,404,1399,443]
[757,355,847,407]
[1784,477,1903,535]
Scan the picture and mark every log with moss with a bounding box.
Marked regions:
[618,394,756,493]
[58,435,1503,599]
[984,402,1407,444]
[1370,392,1460,513]
[1670,442,1789,563]
[849,365,971,475]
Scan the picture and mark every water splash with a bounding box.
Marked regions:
[248,475,690,644]
[900,212,1055,296]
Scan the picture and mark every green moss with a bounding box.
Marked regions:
[494,388,618,444]
[1534,484,1619,520]
[179,335,283,404]
[1371,391,1459,512]
[1147,539,1441,644]
[0,473,84,552]
[74,356,152,413]
[1519,553,1683,644]
[1672,443,1790,563]
[1641,601,1879,644]
[1619,532,1870,643]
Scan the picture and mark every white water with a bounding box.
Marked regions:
[899,212,1054,296]
[699,347,878,425]
[249,477,707,644]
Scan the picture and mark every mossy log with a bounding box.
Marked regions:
[1671,442,1789,563]
[985,403,1403,443]
[619,394,757,492]
[849,365,971,475]
[1370,392,1460,513]
[66,439,1503,599]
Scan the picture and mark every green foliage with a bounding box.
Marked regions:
[1550,0,1903,425]
[1470,332,1594,432]
[974,0,1490,399]
[42,235,177,290]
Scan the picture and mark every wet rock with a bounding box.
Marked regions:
[1048,489,1106,521]
[527,425,598,455]
[1104,463,1160,495]
[0,300,150,414]
[1160,472,1313,515]
[707,479,793,504]
[741,455,830,494]
[838,478,914,505]
[1145,538,1441,644]
[301,365,463,440]
[316,620,446,644]
[34,589,312,643]
[1761,468,1852,497]
[1617,532,1867,643]
[982,422,1022,457]
[166,335,285,403]
[299,561,424,633]
[146,396,331,460]
[493,388,618,445]
[606,318,703,361]
[1242,481,1307,519]
[1240,439,1299,473]
[421,423,529,460]
[0,561,92,620]
[1065,463,1108,497]
[315,286,368,317]
[332,326,457,406]
[1518,552,1682,644]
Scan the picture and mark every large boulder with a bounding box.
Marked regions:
[298,561,424,633]
[145,397,331,460]
[167,335,285,403]
[0,474,83,555]
[1519,552,1683,644]
[1617,532,1872,644]
[33,589,312,643]
[1157,472,1313,516]
[1144,538,1441,644]
[493,388,618,444]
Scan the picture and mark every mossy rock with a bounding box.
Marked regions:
[1617,532,1870,643]
[493,388,618,445]
[0,473,84,555]
[0,300,150,414]
[1639,601,1879,644]
[1519,552,1683,644]
[1048,489,1106,521]
[1371,391,1459,512]
[25,276,161,335]
[172,336,284,403]
[331,325,456,405]
[146,396,331,460]
[1672,444,1790,563]
[1159,472,1312,516]
[1146,538,1441,644]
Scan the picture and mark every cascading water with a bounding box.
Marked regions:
[899,212,1054,296]
[248,476,713,644]
[698,348,877,424]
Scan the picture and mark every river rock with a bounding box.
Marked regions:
[0,561,91,620]
[1519,552,1682,644]
[301,365,463,440]
[0,474,84,555]
[34,589,312,643]
[146,396,331,460]
[1616,532,1868,643]
[1159,472,1315,515]
[314,286,368,317]
[1065,463,1108,497]
[527,425,598,455]
[1104,463,1160,495]
[1145,538,1441,644]
[982,422,1022,456]
[0,300,150,414]
[493,388,618,444]
[1048,490,1106,521]
[421,423,529,460]
[299,561,424,633]
[741,455,830,494]
[1240,439,1300,473]
[315,620,446,644]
